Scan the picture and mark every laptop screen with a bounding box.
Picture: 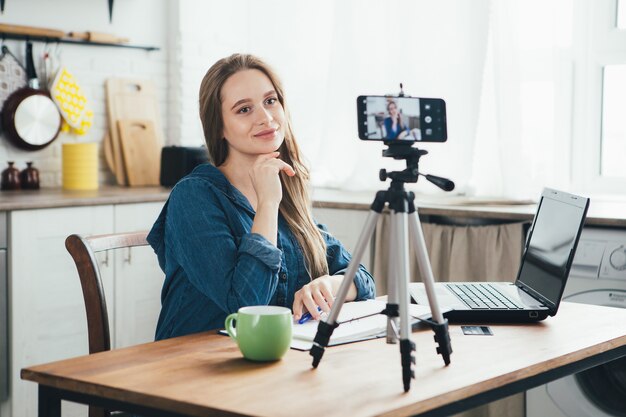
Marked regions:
[517,190,589,307]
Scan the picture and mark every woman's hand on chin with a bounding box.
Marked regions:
[249,152,295,206]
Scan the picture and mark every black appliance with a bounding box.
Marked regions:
[160,146,209,186]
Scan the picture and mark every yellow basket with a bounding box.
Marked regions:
[62,143,99,190]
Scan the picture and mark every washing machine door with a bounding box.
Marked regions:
[546,290,626,417]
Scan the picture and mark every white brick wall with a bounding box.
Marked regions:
[0,0,170,187]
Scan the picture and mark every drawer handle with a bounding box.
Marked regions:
[124,248,132,264]
[100,251,109,268]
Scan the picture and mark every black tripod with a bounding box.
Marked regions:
[309,142,454,392]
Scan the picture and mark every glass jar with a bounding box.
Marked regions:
[20,161,40,190]
[1,161,21,190]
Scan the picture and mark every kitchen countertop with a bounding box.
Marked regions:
[0,186,171,211]
[311,188,626,227]
[0,186,625,227]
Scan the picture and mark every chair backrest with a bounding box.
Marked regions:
[66,231,149,417]
[65,231,150,355]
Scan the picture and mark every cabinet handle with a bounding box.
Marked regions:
[124,248,132,264]
[100,251,109,268]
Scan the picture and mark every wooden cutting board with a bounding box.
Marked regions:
[117,119,161,186]
[106,78,163,185]
[103,132,117,175]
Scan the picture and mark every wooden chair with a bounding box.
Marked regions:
[65,231,150,417]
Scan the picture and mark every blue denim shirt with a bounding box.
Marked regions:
[148,163,376,340]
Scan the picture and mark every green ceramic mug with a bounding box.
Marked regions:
[225,306,293,361]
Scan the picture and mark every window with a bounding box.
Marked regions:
[618,0,626,28]
[572,0,626,193]
[601,65,626,177]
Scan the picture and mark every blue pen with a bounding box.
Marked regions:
[298,307,322,324]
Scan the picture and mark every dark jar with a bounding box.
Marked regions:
[20,161,40,190]
[1,161,21,190]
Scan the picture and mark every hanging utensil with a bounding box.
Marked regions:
[108,0,114,22]
[1,41,61,150]
[0,44,27,124]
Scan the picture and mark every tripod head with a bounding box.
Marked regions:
[379,142,455,192]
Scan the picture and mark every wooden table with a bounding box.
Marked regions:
[22,302,626,417]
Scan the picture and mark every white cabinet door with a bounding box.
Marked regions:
[113,202,165,349]
[10,206,114,417]
[312,208,372,270]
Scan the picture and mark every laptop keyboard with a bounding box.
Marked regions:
[446,283,524,310]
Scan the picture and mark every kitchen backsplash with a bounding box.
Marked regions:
[0,42,168,188]
[0,0,171,188]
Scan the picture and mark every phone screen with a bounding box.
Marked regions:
[357,95,447,142]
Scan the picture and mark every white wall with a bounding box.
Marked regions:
[0,0,169,187]
[171,0,490,193]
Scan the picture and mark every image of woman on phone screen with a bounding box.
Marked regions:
[148,53,376,340]
[384,100,409,139]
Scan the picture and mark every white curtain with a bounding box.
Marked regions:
[469,0,574,200]
[178,0,490,193]
[180,0,579,199]
[311,0,490,194]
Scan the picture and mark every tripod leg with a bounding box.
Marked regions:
[386,213,399,344]
[391,210,415,392]
[408,210,452,366]
[310,210,380,368]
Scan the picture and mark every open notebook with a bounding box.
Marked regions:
[290,299,439,351]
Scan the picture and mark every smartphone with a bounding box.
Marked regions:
[357,95,447,142]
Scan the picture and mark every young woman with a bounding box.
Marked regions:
[384,100,408,139]
[148,54,376,340]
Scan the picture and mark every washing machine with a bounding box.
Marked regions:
[526,227,626,417]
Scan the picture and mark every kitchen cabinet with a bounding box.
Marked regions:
[112,203,165,349]
[0,213,8,417]
[7,201,165,417]
[10,205,114,417]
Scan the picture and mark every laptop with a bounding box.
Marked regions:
[409,188,589,322]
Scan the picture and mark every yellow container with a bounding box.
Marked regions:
[62,143,99,190]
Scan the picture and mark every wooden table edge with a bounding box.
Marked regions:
[381,337,626,417]
[21,332,626,417]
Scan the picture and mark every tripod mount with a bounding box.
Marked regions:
[309,141,454,392]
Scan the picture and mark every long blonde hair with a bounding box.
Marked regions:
[198,54,329,278]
